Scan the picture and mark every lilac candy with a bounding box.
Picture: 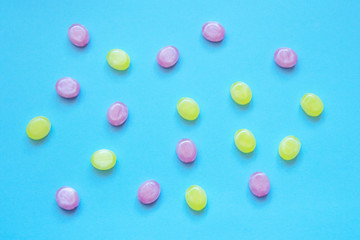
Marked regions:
[176,139,197,163]
[202,22,225,42]
[68,23,89,47]
[55,187,79,210]
[274,47,298,68]
[107,102,128,126]
[249,172,270,197]
[55,77,80,98]
[157,46,179,68]
[137,180,161,204]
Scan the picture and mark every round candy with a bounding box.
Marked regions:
[230,82,252,105]
[274,47,298,68]
[107,49,130,71]
[55,77,80,98]
[91,149,116,170]
[249,172,270,197]
[177,97,200,121]
[26,116,51,140]
[202,22,225,42]
[185,185,207,211]
[301,93,324,117]
[137,180,161,204]
[157,46,179,68]
[68,23,89,47]
[107,102,128,126]
[234,129,256,153]
[279,136,301,160]
[55,187,79,210]
[176,139,197,163]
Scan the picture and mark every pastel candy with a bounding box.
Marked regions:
[202,22,225,42]
[55,77,80,98]
[107,49,130,71]
[249,172,270,197]
[107,102,128,126]
[185,185,207,211]
[274,47,298,68]
[55,187,79,210]
[230,82,252,105]
[91,149,116,170]
[176,139,197,163]
[68,23,89,47]
[234,129,256,153]
[279,136,301,160]
[301,93,324,117]
[157,46,179,68]
[177,97,200,121]
[26,116,51,140]
[137,180,161,204]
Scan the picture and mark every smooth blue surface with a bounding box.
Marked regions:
[1,1,360,239]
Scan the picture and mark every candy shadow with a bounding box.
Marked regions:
[58,204,78,216]
[108,121,127,132]
[92,167,115,177]
[28,136,47,146]
[57,95,78,105]
[300,106,323,123]
[279,154,298,167]
[69,42,89,53]
[232,101,251,112]
[247,189,271,207]
[184,201,208,217]
[106,62,131,76]
[274,62,296,75]
[154,59,181,76]
[177,113,199,126]
[234,144,255,159]
[201,34,225,49]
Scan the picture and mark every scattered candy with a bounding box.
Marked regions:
[26,116,51,140]
[249,172,270,197]
[55,186,79,210]
[107,102,128,126]
[230,82,252,105]
[91,149,116,170]
[176,139,197,163]
[202,22,225,42]
[301,93,324,117]
[279,136,301,160]
[68,23,89,47]
[55,77,80,98]
[274,47,297,68]
[137,180,161,204]
[234,129,256,153]
[185,185,207,211]
[107,49,130,71]
[177,97,200,121]
[157,46,179,68]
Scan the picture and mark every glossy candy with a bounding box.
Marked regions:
[26,116,51,140]
[137,180,161,204]
[107,102,128,126]
[68,24,89,47]
[157,46,179,68]
[279,136,301,160]
[202,22,225,42]
[301,93,324,117]
[55,77,80,98]
[177,97,200,121]
[230,82,252,105]
[274,47,298,68]
[176,139,197,163]
[91,149,116,170]
[55,187,79,210]
[249,172,270,197]
[185,185,207,211]
[107,49,130,71]
[234,129,256,153]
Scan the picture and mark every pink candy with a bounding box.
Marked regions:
[137,180,161,204]
[249,172,270,197]
[107,102,128,126]
[68,23,89,47]
[274,47,298,68]
[176,139,197,163]
[157,46,179,68]
[55,77,80,98]
[55,187,79,210]
[202,22,225,42]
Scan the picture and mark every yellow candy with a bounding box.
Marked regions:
[107,49,130,71]
[177,97,200,121]
[185,185,207,211]
[91,149,116,170]
[301,93,324,117]
[279,136,301,160]
[26,116,51,140]
[230,81,252,105]
[234,129,256,153]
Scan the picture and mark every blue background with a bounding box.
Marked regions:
[1,0,360,239]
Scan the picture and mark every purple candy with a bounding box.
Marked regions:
[274,47,298,68]
[176,139,197,163]
[55,77,80,98]
[249,172,270,197]
[55,187,79,210]
[202,22,225,42]
[137,180,161,204]
[107,102,128,126]
[157,46,179,68]
[68,23,89,47]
